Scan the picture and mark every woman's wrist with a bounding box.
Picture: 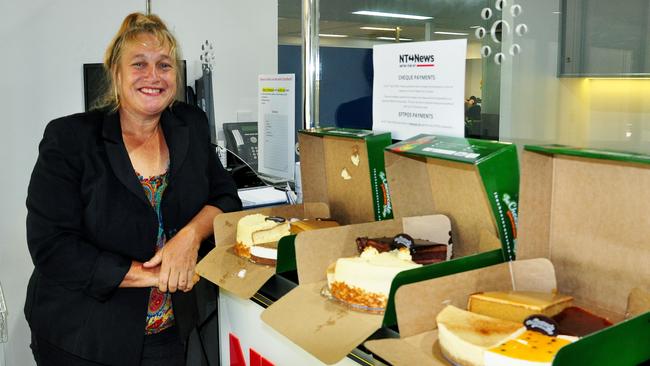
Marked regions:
[120,261,159,288]
[178,225,201,252]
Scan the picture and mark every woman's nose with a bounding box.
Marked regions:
[144,65,159,81]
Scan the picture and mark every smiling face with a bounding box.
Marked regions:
[115,33,177,120]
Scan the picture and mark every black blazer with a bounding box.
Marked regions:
[25,103,241,365]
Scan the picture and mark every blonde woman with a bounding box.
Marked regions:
[25,13,240,365]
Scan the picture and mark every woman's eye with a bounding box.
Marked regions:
[132,62,145,68]
[160,63,173,70]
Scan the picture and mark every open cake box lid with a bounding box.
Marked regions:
[365,258,557,365]
[299,128,393,224]
[195,202,330,299]
[384,134,519,262]
[365,145,650,365]
[261,214,463,365]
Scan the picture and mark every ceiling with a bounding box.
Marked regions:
[278,0,493,43]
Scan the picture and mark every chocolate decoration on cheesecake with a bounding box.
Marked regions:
[524,314,559,336]
[392,233,415,249]
[265,216,286,223]
[356,234,448,265]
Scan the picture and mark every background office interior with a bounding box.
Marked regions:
[3,0,650,365]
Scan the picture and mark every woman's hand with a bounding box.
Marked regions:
[143,205,221,293]
[143,227,200,293]
[119,261,161,288]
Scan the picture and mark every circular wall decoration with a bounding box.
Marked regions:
[515,23,528,36]
[481,45,493,58]
[475,27,486,39]
[509,44,521,56]
[490,20,510,44]
[481,7,493,20]
[474,2,528,65]
[494,52,505,65]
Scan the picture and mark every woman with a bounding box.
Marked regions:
[25,13,241,365]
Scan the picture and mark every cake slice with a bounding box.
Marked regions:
[327,247,421,310]
[234,215,338,264]
[468,291,573,323]
[289,218,339,233]
[234,214,290,259]
[437,305,525,366]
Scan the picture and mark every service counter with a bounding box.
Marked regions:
[217,272,396,366]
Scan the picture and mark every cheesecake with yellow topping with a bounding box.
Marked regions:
[436,305,578,366]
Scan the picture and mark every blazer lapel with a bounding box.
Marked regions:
[161,107,189,181]
[102,112,150,206]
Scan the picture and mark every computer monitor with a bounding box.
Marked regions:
[83,60,187,111]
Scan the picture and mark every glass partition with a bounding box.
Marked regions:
[500,0,650,154]
[279,0,502,140]
[281,0,650,153]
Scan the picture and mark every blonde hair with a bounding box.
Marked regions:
[95,12,182,111]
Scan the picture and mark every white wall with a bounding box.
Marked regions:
[0,1,276,365]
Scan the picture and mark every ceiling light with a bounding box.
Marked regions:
[353,10,432,20]
[469,25,481,29]
[360,26,397,31]
[319,33,349,38]
[434,31,469,36]
[377,36,413,41]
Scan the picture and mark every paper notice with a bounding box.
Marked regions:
[373,39,467,140]
[258,74,296,180]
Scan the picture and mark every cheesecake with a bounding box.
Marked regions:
[326,246,421,310]
[437,305,525,366]
[437,305,578,366]
[234,214,290,259]
[235,214,339,265]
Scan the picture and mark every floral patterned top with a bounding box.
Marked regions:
[138,170,175,335]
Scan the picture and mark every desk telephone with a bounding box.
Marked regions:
[223,122,259,171]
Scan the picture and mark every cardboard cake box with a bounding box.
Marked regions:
[195,203,330,299]
[365,145,650,366]
[261,214,455,365]
[385,134,519,261]
[380,135,520,324]
[259,135,522,365]
[196,128,393,298]
[299,127,394,224]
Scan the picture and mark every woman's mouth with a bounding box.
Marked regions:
[139,87,163,96]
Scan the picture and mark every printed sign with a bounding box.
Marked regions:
[373,39,467,140]
[258,74,296,180]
